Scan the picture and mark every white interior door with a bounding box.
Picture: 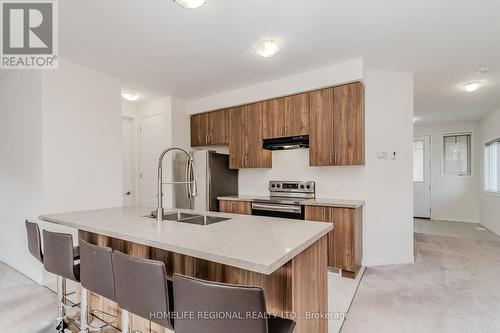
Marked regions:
[413,135,431,218]
[122,117,136,206]
[138,113,165,206]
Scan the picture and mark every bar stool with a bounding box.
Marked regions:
[43,229,82,331]
[112,251,174,332]
[25,220,81,331]
[173,274,296,333]
[25,220,44,263]
[78,240,120,332]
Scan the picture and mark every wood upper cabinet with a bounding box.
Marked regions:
[262,93,309,139]
[191,113,208,147]
[190,109,229,147]
[219,200,252,215]
[309,88,335,166]
[229,103,272,169]
[304,205,362,278]
[309,82,365,166]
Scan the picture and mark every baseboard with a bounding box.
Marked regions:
[430,216,479,224]
[362,256,415,267]
[0,257,43,285]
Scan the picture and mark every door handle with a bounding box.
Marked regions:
[125,191,131,196]
[329,153,333,165]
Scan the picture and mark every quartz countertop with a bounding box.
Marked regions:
[39,206,332,275]
[218,195,364,208]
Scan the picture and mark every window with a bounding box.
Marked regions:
[485,139,500,193]
[413,140,424,182]
[443,133,471,176]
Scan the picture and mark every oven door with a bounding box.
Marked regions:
[251,202,303,220]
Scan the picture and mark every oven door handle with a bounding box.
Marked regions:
[251,202,302,214]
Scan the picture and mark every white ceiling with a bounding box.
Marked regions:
[28,1,500,124]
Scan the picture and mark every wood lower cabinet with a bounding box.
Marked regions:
[262,93,309,139]
[304,205,362,278]
[229,103,272,169]
[190,109,229,147]
[309,82,365,166]
[219,200,252,215]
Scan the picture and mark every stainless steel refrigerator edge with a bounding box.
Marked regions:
[173,150,238,211]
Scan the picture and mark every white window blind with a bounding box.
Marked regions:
[413,140,424,182]
[443,133,471,176]
[485,139,500,193]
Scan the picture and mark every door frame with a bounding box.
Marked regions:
[413,135,432,218]
[122,115,138,206]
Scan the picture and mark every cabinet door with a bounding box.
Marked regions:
[330,207,355,271]
[285,93,309,137]
[262,98,286,139]
[191,113,208,147]
[207,109,229,145]
[305,206,335,267]
[219,200,251,215]
[333,82,364,165]
[244,103,272,168]
[304,205,329,222]
[229,107,246,169]
[309,88,335,166]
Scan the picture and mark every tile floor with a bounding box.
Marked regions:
[414,218,500,241]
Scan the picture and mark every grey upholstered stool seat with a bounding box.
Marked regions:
[43,230,81,282]
[112,251,175,332]
[79,240,120,332]
[42,229,82,332]
[173,274,296,333]
[26,219,80,263]
[25,220,44,263]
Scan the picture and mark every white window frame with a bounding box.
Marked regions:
[484,138,500,196]
[441,131,474,178]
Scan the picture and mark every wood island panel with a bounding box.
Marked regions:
[79,232,328,333]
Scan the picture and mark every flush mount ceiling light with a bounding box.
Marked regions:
[122,91,141,102]
[459,80,487,92]
[174,0,206,9]
[255,40,281,58]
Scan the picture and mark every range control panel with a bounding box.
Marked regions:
[269,181,315,194]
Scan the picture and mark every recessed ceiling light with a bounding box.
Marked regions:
[459,80,486,93]
[174,0,206,9]
[255,40,281,58]
[475,65,490,75]
[122,91,141,102]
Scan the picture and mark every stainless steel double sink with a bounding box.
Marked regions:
[146,211,230,226]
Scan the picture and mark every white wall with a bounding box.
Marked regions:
[188,58,364,113]
[41,60,123,214]
[186,60,415,266]
[414,122,481,223]
[0,60,123,284]
[0,71,44,283]
[479,106,500,235]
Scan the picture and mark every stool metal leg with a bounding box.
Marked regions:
[79,287,88,333]
[57,276,66,320]
[121,309,130,333]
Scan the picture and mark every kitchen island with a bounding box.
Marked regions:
[40,205,332,333]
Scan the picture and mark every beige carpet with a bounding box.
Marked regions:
[342,233,500,332]
[0,262,58,332]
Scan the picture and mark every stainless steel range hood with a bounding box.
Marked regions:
[263,135,309,151]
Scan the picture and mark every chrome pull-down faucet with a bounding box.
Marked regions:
[157,147,197,222]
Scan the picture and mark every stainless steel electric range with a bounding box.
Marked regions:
[251,181,315,220]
